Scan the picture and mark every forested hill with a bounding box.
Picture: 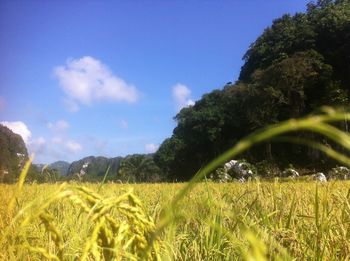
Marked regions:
[66,156,122,181]
[154,0,350,181]
[0,124,28,182]
[49,161,70,176]
[65,154,162,183]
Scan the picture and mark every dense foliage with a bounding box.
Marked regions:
[155,0,350,180]
[118,154,163,182]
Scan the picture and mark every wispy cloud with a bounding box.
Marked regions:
[32,136,82,163]
[0,121,32,144]
[120,119,128,129]
[63,98,79,112]
[145,143,159,153]
[54,56,139,111]
[51,137,82,153]
[65,140,82,153]
[47,120,69,132]
[172,83,195,111]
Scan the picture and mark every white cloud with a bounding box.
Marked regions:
[0,121,32,144]
[47,120,69,132]
[172,83,195,111]
[145,143,159,153]
[65,140,82,153]
[34,137,46,145]
[120,119,128,129]
[51,137,82,153]
[54,56,139,111]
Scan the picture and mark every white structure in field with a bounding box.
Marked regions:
[224,160,253,178]
[315,172,327,182]
[224,160,253,182]
[224,160,238,171]
[282,168,299,178]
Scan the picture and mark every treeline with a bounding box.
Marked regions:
[154,0,350,181]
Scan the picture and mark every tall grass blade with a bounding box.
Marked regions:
[98,165,111,193]
[8,154,34,213]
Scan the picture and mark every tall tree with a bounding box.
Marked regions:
[118,154,162,182]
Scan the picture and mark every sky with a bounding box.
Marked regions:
[0,0,310,164]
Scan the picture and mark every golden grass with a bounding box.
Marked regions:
[1,181,350,260]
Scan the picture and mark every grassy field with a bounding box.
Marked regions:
[1,181,350,260]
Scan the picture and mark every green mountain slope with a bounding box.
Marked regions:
[49,161,70,176]
[0,124,28,182]
[66,156,123,181]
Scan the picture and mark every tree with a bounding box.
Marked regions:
[118,154,162,182]
[239,13,316,81]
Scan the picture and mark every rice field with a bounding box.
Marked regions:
[1,180,350,260]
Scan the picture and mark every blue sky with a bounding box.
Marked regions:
[0,0,310,164]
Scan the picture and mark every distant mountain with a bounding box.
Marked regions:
[49,161,70,176]
[67,156,122,181]
[0,124,28,182]
[32,164,45,172]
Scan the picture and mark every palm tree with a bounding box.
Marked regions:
[118,154,161,182]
